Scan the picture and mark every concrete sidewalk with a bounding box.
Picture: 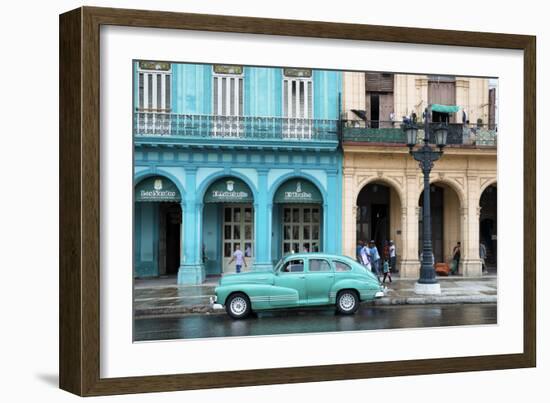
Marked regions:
[133,275,497,318]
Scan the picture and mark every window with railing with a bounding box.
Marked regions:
[283,68,313,139]
[136,61,172,135]
[212,65,244,137]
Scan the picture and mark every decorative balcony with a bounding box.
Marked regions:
[342,120,497,147]
[133,112,340,150]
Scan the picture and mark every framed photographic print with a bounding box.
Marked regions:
[59,6,536,396]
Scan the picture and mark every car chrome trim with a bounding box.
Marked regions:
[250,295,296,302]
[375,291,385,298]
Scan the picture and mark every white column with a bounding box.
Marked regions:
[286,80,292,118]
[160,73,166,110]
[151,73,158,110]
[225,77,231,116]
[143,73,150,108]
[217,77,223,115]
[304,80,309,118]
[462,175,483,277]
[342,170,356,259]
[234,77,240,115]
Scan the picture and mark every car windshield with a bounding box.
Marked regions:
[273,259,284,273]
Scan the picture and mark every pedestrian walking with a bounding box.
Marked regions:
[382,259,392,283]
[356,240,364,263]
[359,241,372,272]
[228,244,247,274]
[383,240,390,261]
[480,242,487,274]
[389,240,397,273]
[451,242,461,275]
[368,240,381,279]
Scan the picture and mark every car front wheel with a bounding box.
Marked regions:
[226,292,251,319]
[336,290,359,315]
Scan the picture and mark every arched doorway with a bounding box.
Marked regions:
[134,176,182,278]
[272,178,324,260]
[418,182,462,267]
[202,177,255,274]
[356,182,402,269]
[480,184,497,274]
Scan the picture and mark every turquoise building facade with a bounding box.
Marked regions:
[133,61,343,284]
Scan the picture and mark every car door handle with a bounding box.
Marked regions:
[299,275,306,279]
[326,275,334,278]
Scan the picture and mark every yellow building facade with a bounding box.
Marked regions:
[342,72,497,278]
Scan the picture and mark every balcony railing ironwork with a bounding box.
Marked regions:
[134,112,339,142]
[342,120,497,147]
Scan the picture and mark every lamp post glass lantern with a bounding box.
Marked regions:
[404,107,448,295]
[434,125,448,148]
[404,123,418,147]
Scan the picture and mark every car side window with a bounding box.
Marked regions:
[281,259,304,273]
[309,259,331,272]
[334,261,352,272]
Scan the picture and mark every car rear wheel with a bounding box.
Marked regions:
[336,290,359,314]
[226,292,251,319]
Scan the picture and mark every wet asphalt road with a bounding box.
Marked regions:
[133,303,497,341]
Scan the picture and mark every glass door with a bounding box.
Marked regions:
[222,205,254,273]
[282,205,321,255]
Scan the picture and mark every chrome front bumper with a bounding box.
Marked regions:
[374,290,385,298]
[209,296,224,310]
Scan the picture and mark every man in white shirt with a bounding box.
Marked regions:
[228,244,247,273]
[389,240,397,273]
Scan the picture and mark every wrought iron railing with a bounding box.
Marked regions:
[134,112,339,142]
[342,120,497,147]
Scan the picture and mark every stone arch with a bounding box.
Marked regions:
[418,176,467,208]
[356,175,405,207]
[355,175,405,268]
[480,178,497,198]
[418,179,463,264]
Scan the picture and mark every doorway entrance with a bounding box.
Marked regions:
[356,183,391,255]
[418,183,461,266]
[418,185,444,263]
[134,175,182,278]
[273,178,324,260]
[480,184,497,273]
[158,203,181,275]
[222,205,254,272]
[202,177,255,275]
[281,205,321,255]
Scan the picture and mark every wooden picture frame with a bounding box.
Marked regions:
[59,6,536,396]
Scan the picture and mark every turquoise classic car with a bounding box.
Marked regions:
[211,253,385,319]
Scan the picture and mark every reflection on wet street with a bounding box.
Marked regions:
[134,303,497,341]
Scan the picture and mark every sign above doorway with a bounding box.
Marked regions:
[135,176,181,202]
[274,179,322,204]
[204,178,253,203]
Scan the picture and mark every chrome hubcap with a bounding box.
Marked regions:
[340,293,355,311]
[230,297,247,315]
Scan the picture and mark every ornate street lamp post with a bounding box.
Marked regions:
[403,107,448,295]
